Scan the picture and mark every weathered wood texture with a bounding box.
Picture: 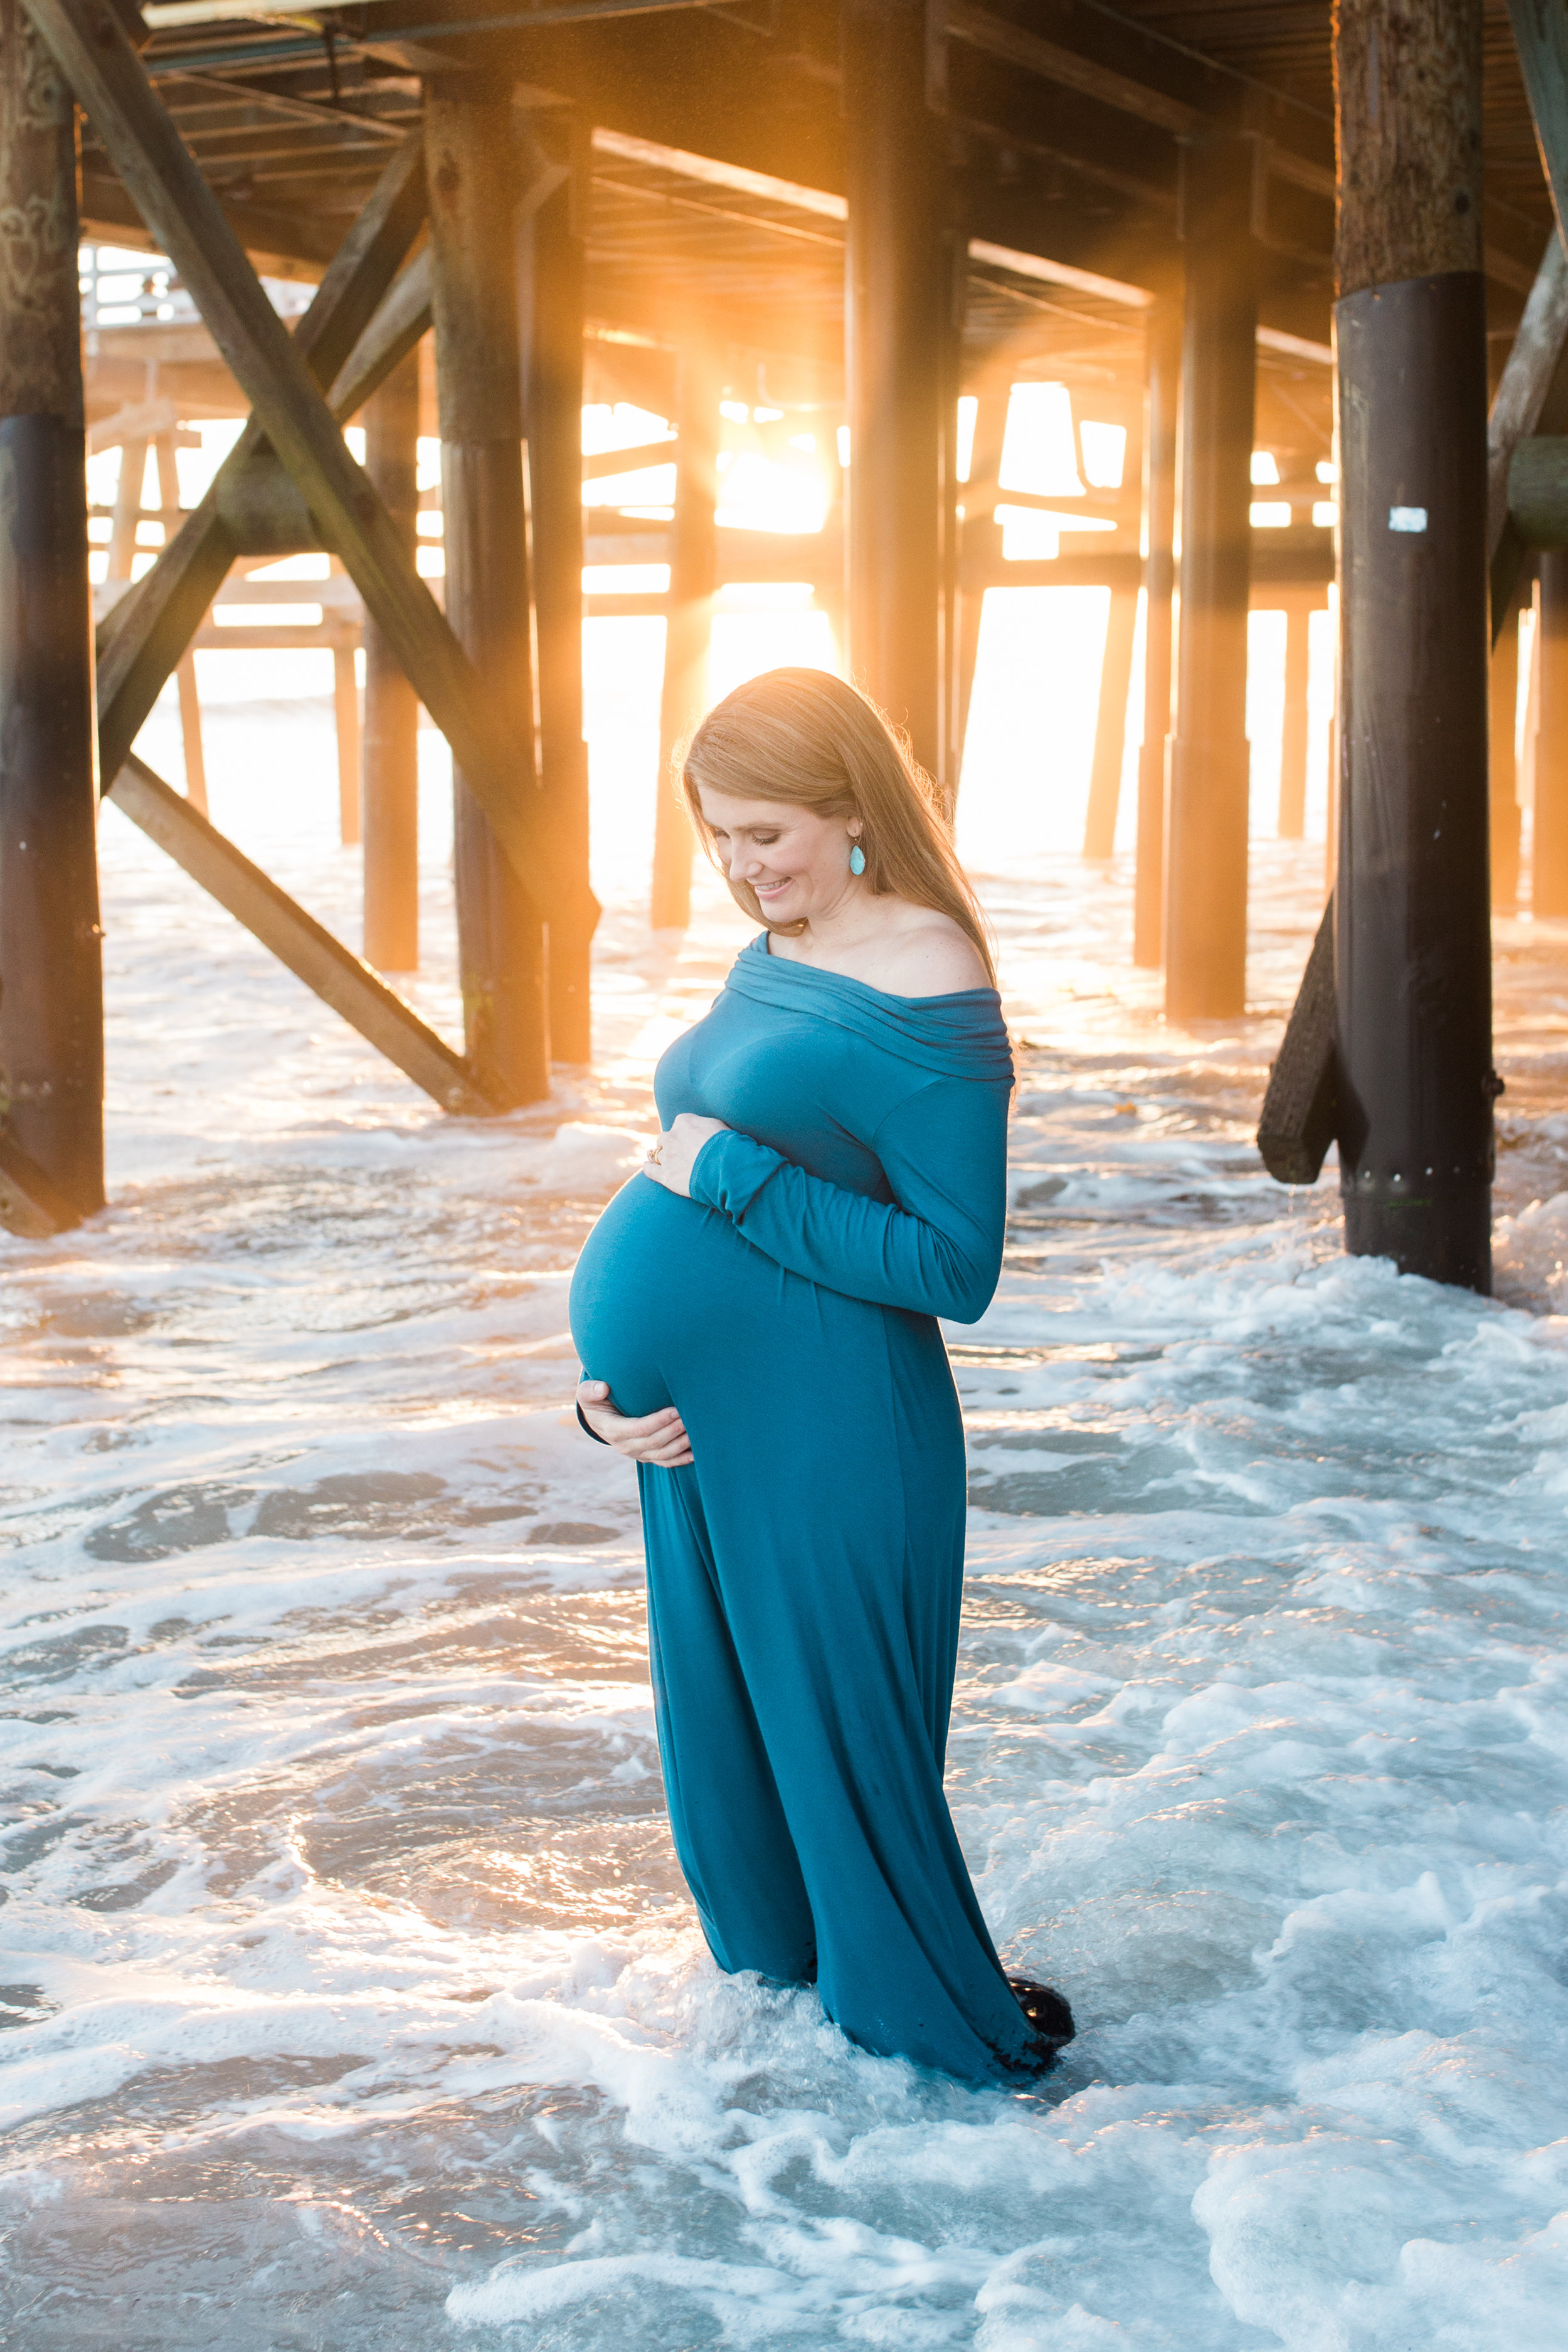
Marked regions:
[427,80,548,1105]
[1083,587,1138,857]
[362,351,421,973]
[0,0,103,1231]
[1134,299,1179,968]
[652,349,723,931]
[1256,903,1338,1182]
[0,0,80,421]
[107,758,499,1116]
[1165,136,1256,1022]
[521,110,596,1059]
[1333,0,1483,297]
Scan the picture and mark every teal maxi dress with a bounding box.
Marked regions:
[569,931,1037,2080]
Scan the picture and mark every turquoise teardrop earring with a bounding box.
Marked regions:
[849,840,866,876]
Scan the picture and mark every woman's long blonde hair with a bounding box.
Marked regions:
[678,668,997,987]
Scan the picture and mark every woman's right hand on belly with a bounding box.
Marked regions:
[576,1380,693,1467]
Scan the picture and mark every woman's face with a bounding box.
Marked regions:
[696,786,862,927]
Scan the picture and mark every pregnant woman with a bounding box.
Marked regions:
[569,668,1073,2082]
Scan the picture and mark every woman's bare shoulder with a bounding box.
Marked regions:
[875,909,991,997]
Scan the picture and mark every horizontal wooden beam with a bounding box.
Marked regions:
[582,436,677,480]
[192,623,359,647]
[107,757,502,1116]
[948,1,1196,139]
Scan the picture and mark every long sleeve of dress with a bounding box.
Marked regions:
[687,1076,1009,1323]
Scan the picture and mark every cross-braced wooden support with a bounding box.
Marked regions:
[16,0,607,1146]
[28,0,591,938]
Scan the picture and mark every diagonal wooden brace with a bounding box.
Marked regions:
[107,756,502,1117]
[30,0,575,920]
[95,133,428,783]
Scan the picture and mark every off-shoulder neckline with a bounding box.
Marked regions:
[756,930,997,1006]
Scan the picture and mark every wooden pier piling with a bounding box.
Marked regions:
[1277,595,1312,840]
[0,0,103,1224]
[1135,300,1180,970]
[1491,595,1522,915]
[1083,588,1138,858]
[361,350,421,973]
[1164,139,1257,1020]
[1333,0,1493,1290]
[521,114,596,1054]
[426,80,549,1104]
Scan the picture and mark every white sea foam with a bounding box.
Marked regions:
[3,699,1566,2347]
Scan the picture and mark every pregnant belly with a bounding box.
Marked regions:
[569,1174,763,1419]
[570,1172,962,1472]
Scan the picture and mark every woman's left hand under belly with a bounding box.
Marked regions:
[642,1112,728,1199]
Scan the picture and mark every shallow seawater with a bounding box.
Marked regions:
[3,708,1568,2351]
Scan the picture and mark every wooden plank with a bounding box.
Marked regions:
[93,132,428,779]
[29,0,571,917]
[105,756,501,1118]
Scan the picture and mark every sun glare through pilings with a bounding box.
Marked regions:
[110,381,1327,882]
